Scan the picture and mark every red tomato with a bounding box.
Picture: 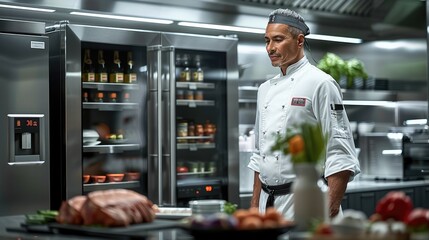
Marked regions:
[314,223,333,236]
[405,208,429,228]
[177,166,189,173]
[375,191,413,221]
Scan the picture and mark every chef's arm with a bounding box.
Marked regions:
[326,170,352,218]
[250,171,261,208]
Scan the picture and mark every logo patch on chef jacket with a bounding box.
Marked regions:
[291,97,306,106]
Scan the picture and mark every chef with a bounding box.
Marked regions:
[247,8,361,219]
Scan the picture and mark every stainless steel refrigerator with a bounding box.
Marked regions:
[47,22,239,209]
[0,19,50,215]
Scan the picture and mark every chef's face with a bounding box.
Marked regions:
[264,23,305,74]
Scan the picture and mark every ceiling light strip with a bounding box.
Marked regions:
[178,22,265,34]
[0,4,55,12]
[70,12,173,25]
[307,34,362,44]
[178,21,362,44]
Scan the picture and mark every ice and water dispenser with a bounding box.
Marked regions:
[8,114,45,164]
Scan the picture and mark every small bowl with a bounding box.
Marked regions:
[106,173,125,182]
[83,175,90,183]
[91,175,106,183]
[125,172,141,181]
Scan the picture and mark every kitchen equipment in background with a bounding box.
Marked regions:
[177,179,223,207]
[359,126,429,180]
[0,19,50,215]
[402,129,429,179]
[47,22,239,209]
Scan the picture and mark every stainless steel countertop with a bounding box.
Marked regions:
[240,179,429,196]
[345,179,429,193]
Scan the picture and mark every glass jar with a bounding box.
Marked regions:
[109,92,117,102]
[195,124,204,143]
[96,92,104,102]
[177,120,188,143]
[195,91,204,100]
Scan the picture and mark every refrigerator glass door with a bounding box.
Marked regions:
[49,24,160,202]
[161,33,240,206]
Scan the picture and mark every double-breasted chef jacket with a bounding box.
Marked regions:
[248,56,361,219]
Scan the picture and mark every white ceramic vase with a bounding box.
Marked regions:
[292,163,328,231]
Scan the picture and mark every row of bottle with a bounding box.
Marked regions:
[177,90,204,100]
[177,119,216,143]
[83,90,131,103]
[82,49,137,84]
[178,64,204,82]
[177,161,216,174]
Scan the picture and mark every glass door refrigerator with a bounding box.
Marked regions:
[48,22,239,209]
[150,33,240,206]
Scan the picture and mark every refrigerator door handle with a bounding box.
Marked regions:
[161,46,176,206]
[147,45,163,205]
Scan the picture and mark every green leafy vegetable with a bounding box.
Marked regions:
[223,202,238,215]
[25,210,59,225]
[317,53,368,88]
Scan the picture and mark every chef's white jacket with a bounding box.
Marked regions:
[248,56,361,219]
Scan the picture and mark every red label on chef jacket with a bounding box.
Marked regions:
[291,97,306,106]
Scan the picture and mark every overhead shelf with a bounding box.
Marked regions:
[238,88,427,107]
[84,181,140,192]
[83,143,141,153]
[176,82,215,90]
[82,82,139,91]
[83,102,139,110]
[176,99,215,107]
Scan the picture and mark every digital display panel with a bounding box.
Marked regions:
[14,118,40,133]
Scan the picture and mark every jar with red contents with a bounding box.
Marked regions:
[195,124,204,143]
[204,120,216,143]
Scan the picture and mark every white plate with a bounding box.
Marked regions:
[83,141,101,146]
[156,207,192,219]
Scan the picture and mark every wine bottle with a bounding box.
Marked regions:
[82,49,95,82]
[192,57,204,82]
[109,50,124,83]
[124,51,137,84]
[179,56,191,82]
[95,50,108,83]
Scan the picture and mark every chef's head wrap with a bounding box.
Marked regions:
[268,9,310,36]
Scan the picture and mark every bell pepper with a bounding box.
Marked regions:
[405,208,429,232]
[375,191,413,222]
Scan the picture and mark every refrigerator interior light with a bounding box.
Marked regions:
[70,11,173,25]
[0,4,55,12]
[178,21,362,44]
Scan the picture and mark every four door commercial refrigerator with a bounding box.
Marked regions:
[47,21,239,209]
[0,19,51,215]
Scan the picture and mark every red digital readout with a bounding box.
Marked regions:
[205,186,213,192]
[16,119,38,128]
[26,119,38,127]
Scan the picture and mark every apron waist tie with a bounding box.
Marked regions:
[261,182,293,208]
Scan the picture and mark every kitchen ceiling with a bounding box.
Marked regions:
[0,0,425,41]
[220,0,427,39]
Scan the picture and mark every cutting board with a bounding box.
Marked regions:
[48,219,181,239]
